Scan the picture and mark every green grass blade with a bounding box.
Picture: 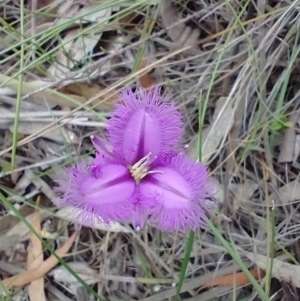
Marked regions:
[207,220,269,301]
[175,230,195,300]
[10,0,25,169]
[0,192,104,300]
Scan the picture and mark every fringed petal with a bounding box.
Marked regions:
[139,153,213,231]
[55,161,136,227]
[106,86,183,164]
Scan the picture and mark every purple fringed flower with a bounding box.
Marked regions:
[56,87,213,231]
[106,86,183,165]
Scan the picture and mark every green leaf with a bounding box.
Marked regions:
[269,116,293,132]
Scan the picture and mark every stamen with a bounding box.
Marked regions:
[131,152,151,172]
[129,152,163,184]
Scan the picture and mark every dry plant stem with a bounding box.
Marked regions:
[161,0,200,48]
[30,0,37,61]
[223,77,249,211]
[222,3,256,212]
[140,265,241,301]
[3,230,78,289]
[0,8,287,158]
[220,1,255,96]
[132,231,175,279]
[0,47,194,156]
[21,5,221,95]
[1,3,299,300]
[258,2,277,190]
[278,96,300,163]
[0,111,108,119]
[20,5,285,100]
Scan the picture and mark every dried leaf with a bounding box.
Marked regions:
[58,82,119,111]
[3,230,78,288]
[0,74,74,109]
[48,29,102,78]
[5,213,38,240]
[118,11,141,30]
[2,206,49,252]
[9,122,79,144]
[278,112,299,163]
[0,74,113,111]
[187,97,235,163]
[96,34,132,77]
[49,3,114,78]
[49,262,98,286]
[195,268,265,294]
[57,1,116,25]
[229,179,258,210]
[0,204,34,235]
[267,180,300,204]
[138,57,154,89]
[245,252,300,288]
[293,134,300,163]
[210,179,225,205]
[160,0,200,47]
[27,0,56,10]
[27,196,46,301]
[56,206,131,233]
[0,57,119,112]
[24,23,55,38]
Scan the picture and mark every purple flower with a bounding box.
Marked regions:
[106,86,183,165]
[56,87,213,231]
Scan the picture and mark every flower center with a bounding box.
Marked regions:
[128,152,163,184]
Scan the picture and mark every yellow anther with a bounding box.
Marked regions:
[129,153,151,184]
[129,152,163,184]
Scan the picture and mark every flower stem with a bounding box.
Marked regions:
[175,230,195,300]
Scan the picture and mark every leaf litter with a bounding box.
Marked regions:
[27,196,46,301]
[1,0,300,300]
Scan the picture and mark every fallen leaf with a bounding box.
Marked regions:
[24,23,57,38]
[245,252,300,288]
[27,196,46,301]
[49,2,115,78]
[3,230,78,288]
[118,11,142,30]
[27,0,56,10]
[0,178,14,188]
[195,268,265,294]
[9,121,79,144]
[229,179,258,210]
[0,74,72,108]
[138,56,154,89]
[5,213,39,242]
[0,71,118,112]
[49,262,98,286]
[1,206,53,251]
[278,112,299,163]
[56,206,131,233]
[160,0,200,47]
[48,29,103,79]
[58,82,119,111]
[267,180,300,205]
[209,178,225,205]
[57,1,116,25]
[293,134,300,163]
[95,34,132,77]
[187,97,235,163]
[0,204,34,235]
